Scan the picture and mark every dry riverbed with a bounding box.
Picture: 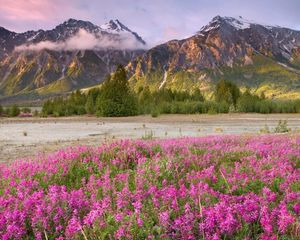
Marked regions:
[1,113,300,162]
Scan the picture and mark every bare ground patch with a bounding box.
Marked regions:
[1,113,300,162]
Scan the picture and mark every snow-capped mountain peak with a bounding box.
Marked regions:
[101,19,128,32]
[201,15,278,33]
[0,17,146,58]
[58,18,101,33]
[222,16,252,30]
[222,16,279,30]
[0,18,147,98]
[101,19,146,45]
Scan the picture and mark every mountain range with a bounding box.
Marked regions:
[128,16,300,99]
[1,16,300,104]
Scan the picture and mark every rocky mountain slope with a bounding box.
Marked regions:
[1,15,300,104]
[0,19,146,102]
[128,16,300,98]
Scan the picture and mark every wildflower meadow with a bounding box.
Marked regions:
[0,135,299,239]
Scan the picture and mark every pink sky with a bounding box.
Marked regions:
[0,0,299,45]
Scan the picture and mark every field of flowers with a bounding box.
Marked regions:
[0,135,299,239]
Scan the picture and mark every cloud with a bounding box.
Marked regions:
[14,29,146,52]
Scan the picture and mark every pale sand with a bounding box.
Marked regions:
[1,114,300,162]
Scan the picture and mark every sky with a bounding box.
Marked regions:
[0,0,300,46]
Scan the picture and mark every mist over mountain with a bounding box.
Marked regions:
[0,18,146,103]
[13,19,146,52]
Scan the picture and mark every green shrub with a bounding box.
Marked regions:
[237,92,260,112]
[9,105,20,117]
[21,107,31,113]
[33,110,39,117]
[218,101,230,113]
[274,120,291,133]
[208,108,217,115]
[142,130,155,140]
[151,108,159,118]
[260,124,271,134]
[85,94,95,114]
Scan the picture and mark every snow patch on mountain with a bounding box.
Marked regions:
[225,16,280,30]
[224,17,251,30]
[27,32,41,42]
[200,16,279,33]
[101,20,125,32]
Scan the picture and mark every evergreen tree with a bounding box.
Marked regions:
[88,88,102,102]
[138,86,153,114]
[42,100,51,116]
[191,88,205,102]
[237,91,260,112]
[214,80,240,107]
[85,94,95,114]
[9,105,20,117]
[96,65,138,117]
[139,86,151,105]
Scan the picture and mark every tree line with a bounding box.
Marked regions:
[0,105,34,117]
[2,65,300,117]
[40,65,300,117]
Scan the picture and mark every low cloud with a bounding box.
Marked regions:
[15,29,146,52]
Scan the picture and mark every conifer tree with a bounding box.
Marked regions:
[85,94,95,114]
[214,79,240,107]
[96,65,138,117]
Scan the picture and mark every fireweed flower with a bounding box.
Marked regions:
[0,135,299,239]
[277,203,296,233]
[65,214,82,237]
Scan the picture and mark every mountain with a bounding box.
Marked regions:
[128,16,300,99]
[2,16,300,104]
[0,19,146,103]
